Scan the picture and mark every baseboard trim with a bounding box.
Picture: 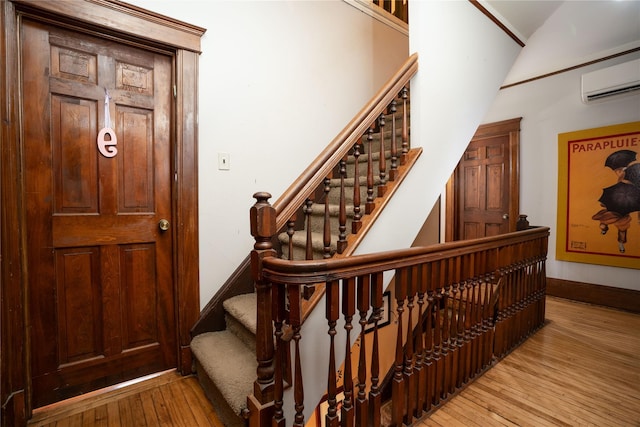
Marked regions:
[546,277,640,314]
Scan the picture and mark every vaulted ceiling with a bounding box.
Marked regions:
[483,0,640,85]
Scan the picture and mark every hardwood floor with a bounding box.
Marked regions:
[416,296,640,427]
[28,296,640,426]
[28,371,225,427]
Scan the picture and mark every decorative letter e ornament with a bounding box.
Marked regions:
[97,88,118,158]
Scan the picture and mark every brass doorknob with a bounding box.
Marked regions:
[158,219,170,231]
[502,213,509,220]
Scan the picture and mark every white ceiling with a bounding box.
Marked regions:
[485,0,563,41]
[481,0,640,85]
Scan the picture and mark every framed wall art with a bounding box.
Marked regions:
[556,121,640,269]
[365,291,391,333]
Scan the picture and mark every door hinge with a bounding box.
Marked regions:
[173,85,177,98]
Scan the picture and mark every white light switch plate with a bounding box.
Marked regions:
[218,152,230,170]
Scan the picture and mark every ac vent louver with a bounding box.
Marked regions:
[581,58,640,103]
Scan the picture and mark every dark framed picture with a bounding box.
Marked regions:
[364,290,391,333]
[316,387,344,427]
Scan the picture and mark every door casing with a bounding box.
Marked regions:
[0,1,205,424]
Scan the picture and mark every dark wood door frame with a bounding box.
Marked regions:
[0,1,205,424]
[445,118,521,241]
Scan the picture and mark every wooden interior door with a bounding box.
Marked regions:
[447,118,521,241]
[22,19,176,407]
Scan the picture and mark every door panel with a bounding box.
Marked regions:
[448,119,521,241]
[458,135,510,239]
[22,20,176,407]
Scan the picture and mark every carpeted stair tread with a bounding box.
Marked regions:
[191,330,256,416]
[223,293,257,335]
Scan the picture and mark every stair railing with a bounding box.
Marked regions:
[272,53,417,261]
[248,192,549,426]
[372,0,408,24]
[245,53,419,424]
[191,54,418,338]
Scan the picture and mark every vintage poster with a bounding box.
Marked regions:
[556,121,640,269]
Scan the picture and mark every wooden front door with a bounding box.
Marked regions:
[447,118,521,241]
[22,19,176,407]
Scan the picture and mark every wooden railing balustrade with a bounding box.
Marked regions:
[247,194,549,426]
[191,54,418,338]
[372,0,408,24]
[276,68,415,264]
[266,53,420,320]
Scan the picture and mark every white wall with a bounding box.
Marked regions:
[483,52,640,291]
[354,0,522,257]
[126,0,409,309]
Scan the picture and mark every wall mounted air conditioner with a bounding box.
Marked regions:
[581,58,640,103]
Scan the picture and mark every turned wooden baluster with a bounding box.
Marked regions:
[323,177,332,259]
[424,273,435,412]
[472,280,483,376]
[388,99,399,181]
[369,272,384,427]
[272,284,286,427]
[325,280,340,427]
[448,279,459,394]
[513,258,524,346]
[391,269,407,426]
[440,281,450,400]
[342,277,356,427]
[414,263,428,417]
[304,198,314,260]
[402,267,416,425]
[432,287,443,406]
[482,272,494,369]
[352,141,363,234]
[248,192,276,424]
[286,217,296,260]
[355,275,370,427]
[456,254,471,387]
[507,261,517,353]
[462,274,474,385]
[504,261,516,353]
[537,252,547,328]
[510,260,524,349]
[521,257,532,339]
[454,281,466,388]
[289,285,305,427]
[450,257,462,392]
[365,127,376,214]
[493,266,507,358]
[455,282,466,386]
[400,86,409,165]
[475,251,487,371]
[377,112,388,198]
[472,253,485,376]
[337,158,348,254]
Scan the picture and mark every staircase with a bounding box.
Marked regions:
[190,97,417,426]
[191,294,257,426]
[278,118,408,261]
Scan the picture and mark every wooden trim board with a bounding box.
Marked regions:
[546,277,640,314]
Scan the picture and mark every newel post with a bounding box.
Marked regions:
[247,192,277,426]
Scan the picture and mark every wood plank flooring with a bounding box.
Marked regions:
[28,370,225,427]
[416,296,640,427]
[28,296,640,426]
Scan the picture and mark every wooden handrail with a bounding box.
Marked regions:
[272,53,418,231]
[262,227,549,282]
